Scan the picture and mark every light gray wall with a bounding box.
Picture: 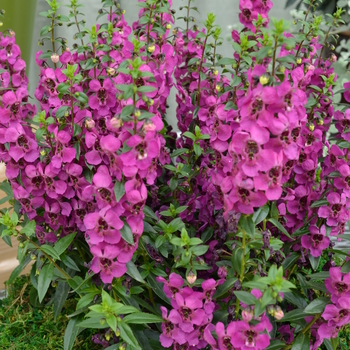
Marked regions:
[29,0,295,129]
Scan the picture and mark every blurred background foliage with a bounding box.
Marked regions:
[1,0,37,73]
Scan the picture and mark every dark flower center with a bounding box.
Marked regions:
[252,97,263,113]
[31,176,44,188]
[20,198,31,209]
[98,218,109,231]
[306,134,315,146]
[97,119,107,134]
[223,336,232,349]
[312,234,324,247]
[281,130,290,142]
[179,306,192,320]
[238,188,250,202]
[242,8,251,20]
[98,188,112,202]
[284,92,292,106]
[48,212,58,223]
[165,321,174,334]
[46,78,56,93]
[100,258,112,268]
[299,152,306,163]
[332,204,342,216]
[244,330,257,346]
[269,166,280,181]
[339,309,349,319]
[245,140,259,160]
[76,209,87,220]
[98,88,107,103]
[10,102,20,115]
[18,135,29,149]
[334,282,348,293]
[291,127,301,141]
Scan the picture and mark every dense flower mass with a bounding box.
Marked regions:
[1,0,350,349]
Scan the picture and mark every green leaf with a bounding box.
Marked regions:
[291,332,310,350]
[54,281,70,320]
[277,309,308,322]
[38,263,55,303]
[61,254,80,271]
[126,261,145,283]
[268,218,293,239]
[114,181,125,202]
[239,215,255,237]
[20,220,36,237]
[201,227,214,243]
[77,317,109,329]
[8,255,32,285]
[55,232,76,256]
[306,271,330,280]
[57,83,70,94]
[192,245,209,256]
[147,274,171,305]
[309,255,320,271]
[189,237,203,246]
[169,177,178,191]
[73,124,82,137]
[138,85,157,93]
[107,315,117,333]
[234,291,257,305]
[41,244,61,260]
[121,105,134,120]
[267,340,287,350]
[171,148,189,158]
[143,205,158,222]
[119,321,141,349]
[123,312,163,324]
[304,297,330,314]
[213,278,238,298]
[253,205,269,225]
[120,223,134,245]
[64,315,84,350]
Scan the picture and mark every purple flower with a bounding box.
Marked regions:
[318,192,349,226]
[301,225,330,257]
[204,322,238,350]
[169,292,206,333]
[88,79,116,116]
[158,273,185,298]
[322,297,350,327]
[84,205,123,245]
[90,243,126,283]
[325,267,350,303]
[230,320,270,350]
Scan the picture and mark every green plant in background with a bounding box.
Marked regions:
[1,0,37,73]
[0,275,100,350]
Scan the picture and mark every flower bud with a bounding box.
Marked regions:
[330,53,337,62]
[166,23,171,30]
[110,117,123,129]
[148,99,154,106]
[242,307,254,322]
[31,254,36,260]
[51,53,60,63]
[273,306,284,320]
[19,243,24,248]
[213,70,219,76]
[216,85,222,92]
[147,45,155,53]
[99,318,106,325]
[134,110,141,118]
[106,67,116,76]
[272,291,278,299]
[40,150,46,156]
[218,265,229,278]
[316,118,324,126]
[51,281,57,288]
[143,121,156,132]
[267,305,274,315]
[259,75,269,86]
[308,123,315,132]
[85,118,95,130]
[186,270,197,285]
[296,57,302,65]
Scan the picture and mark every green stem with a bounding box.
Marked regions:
[197,34,209,107]
[73,5,86,60]
[21,234,71,280]
[318,20,336,68]
[240,229,246,283]
[186,0,191,40]
[51,13,57,69]
[272,36,278,78]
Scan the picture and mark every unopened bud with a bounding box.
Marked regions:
[308,123,315,132]
[296,57,302,65]
[31,254,36,260]
[51,281,57,288]
[213,70,219,76]
[166,23,171,30]
[119,344,126,350]
[19,243,24,248]
[134,110,141,118]
[186,270,197,285]
[143,121,156,132]
[106,67,116,76]
[273,306,284,320]
[51,53,60,64]
[259,75,269,86]
[267,305,274,315]
[218,265,229,279]
[121,9,125,14]
[148,99,154,106]
[330,54,337,62]
[242,307,254,322]
[99,318,106,325]
[216,85,222,92]
[110,117,123,129]
[85,118,95,130]
[147,45,155,53]
[316,118,324,126]
[40,150,46,156]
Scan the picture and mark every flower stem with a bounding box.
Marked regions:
[197,34,209,107]
[240,229,246,283]
[272,36,278,78]
[51,14,57,69]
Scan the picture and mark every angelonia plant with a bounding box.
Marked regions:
[1,0,350,349]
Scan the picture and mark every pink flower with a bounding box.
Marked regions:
[157,273,184,298]
[230,320,270,350]
[301,225,330,257]
[90,243,127,283]
[88,79,116,116]
[325,267,350,303]
[322,297,350,327]
[318,192,349,226]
